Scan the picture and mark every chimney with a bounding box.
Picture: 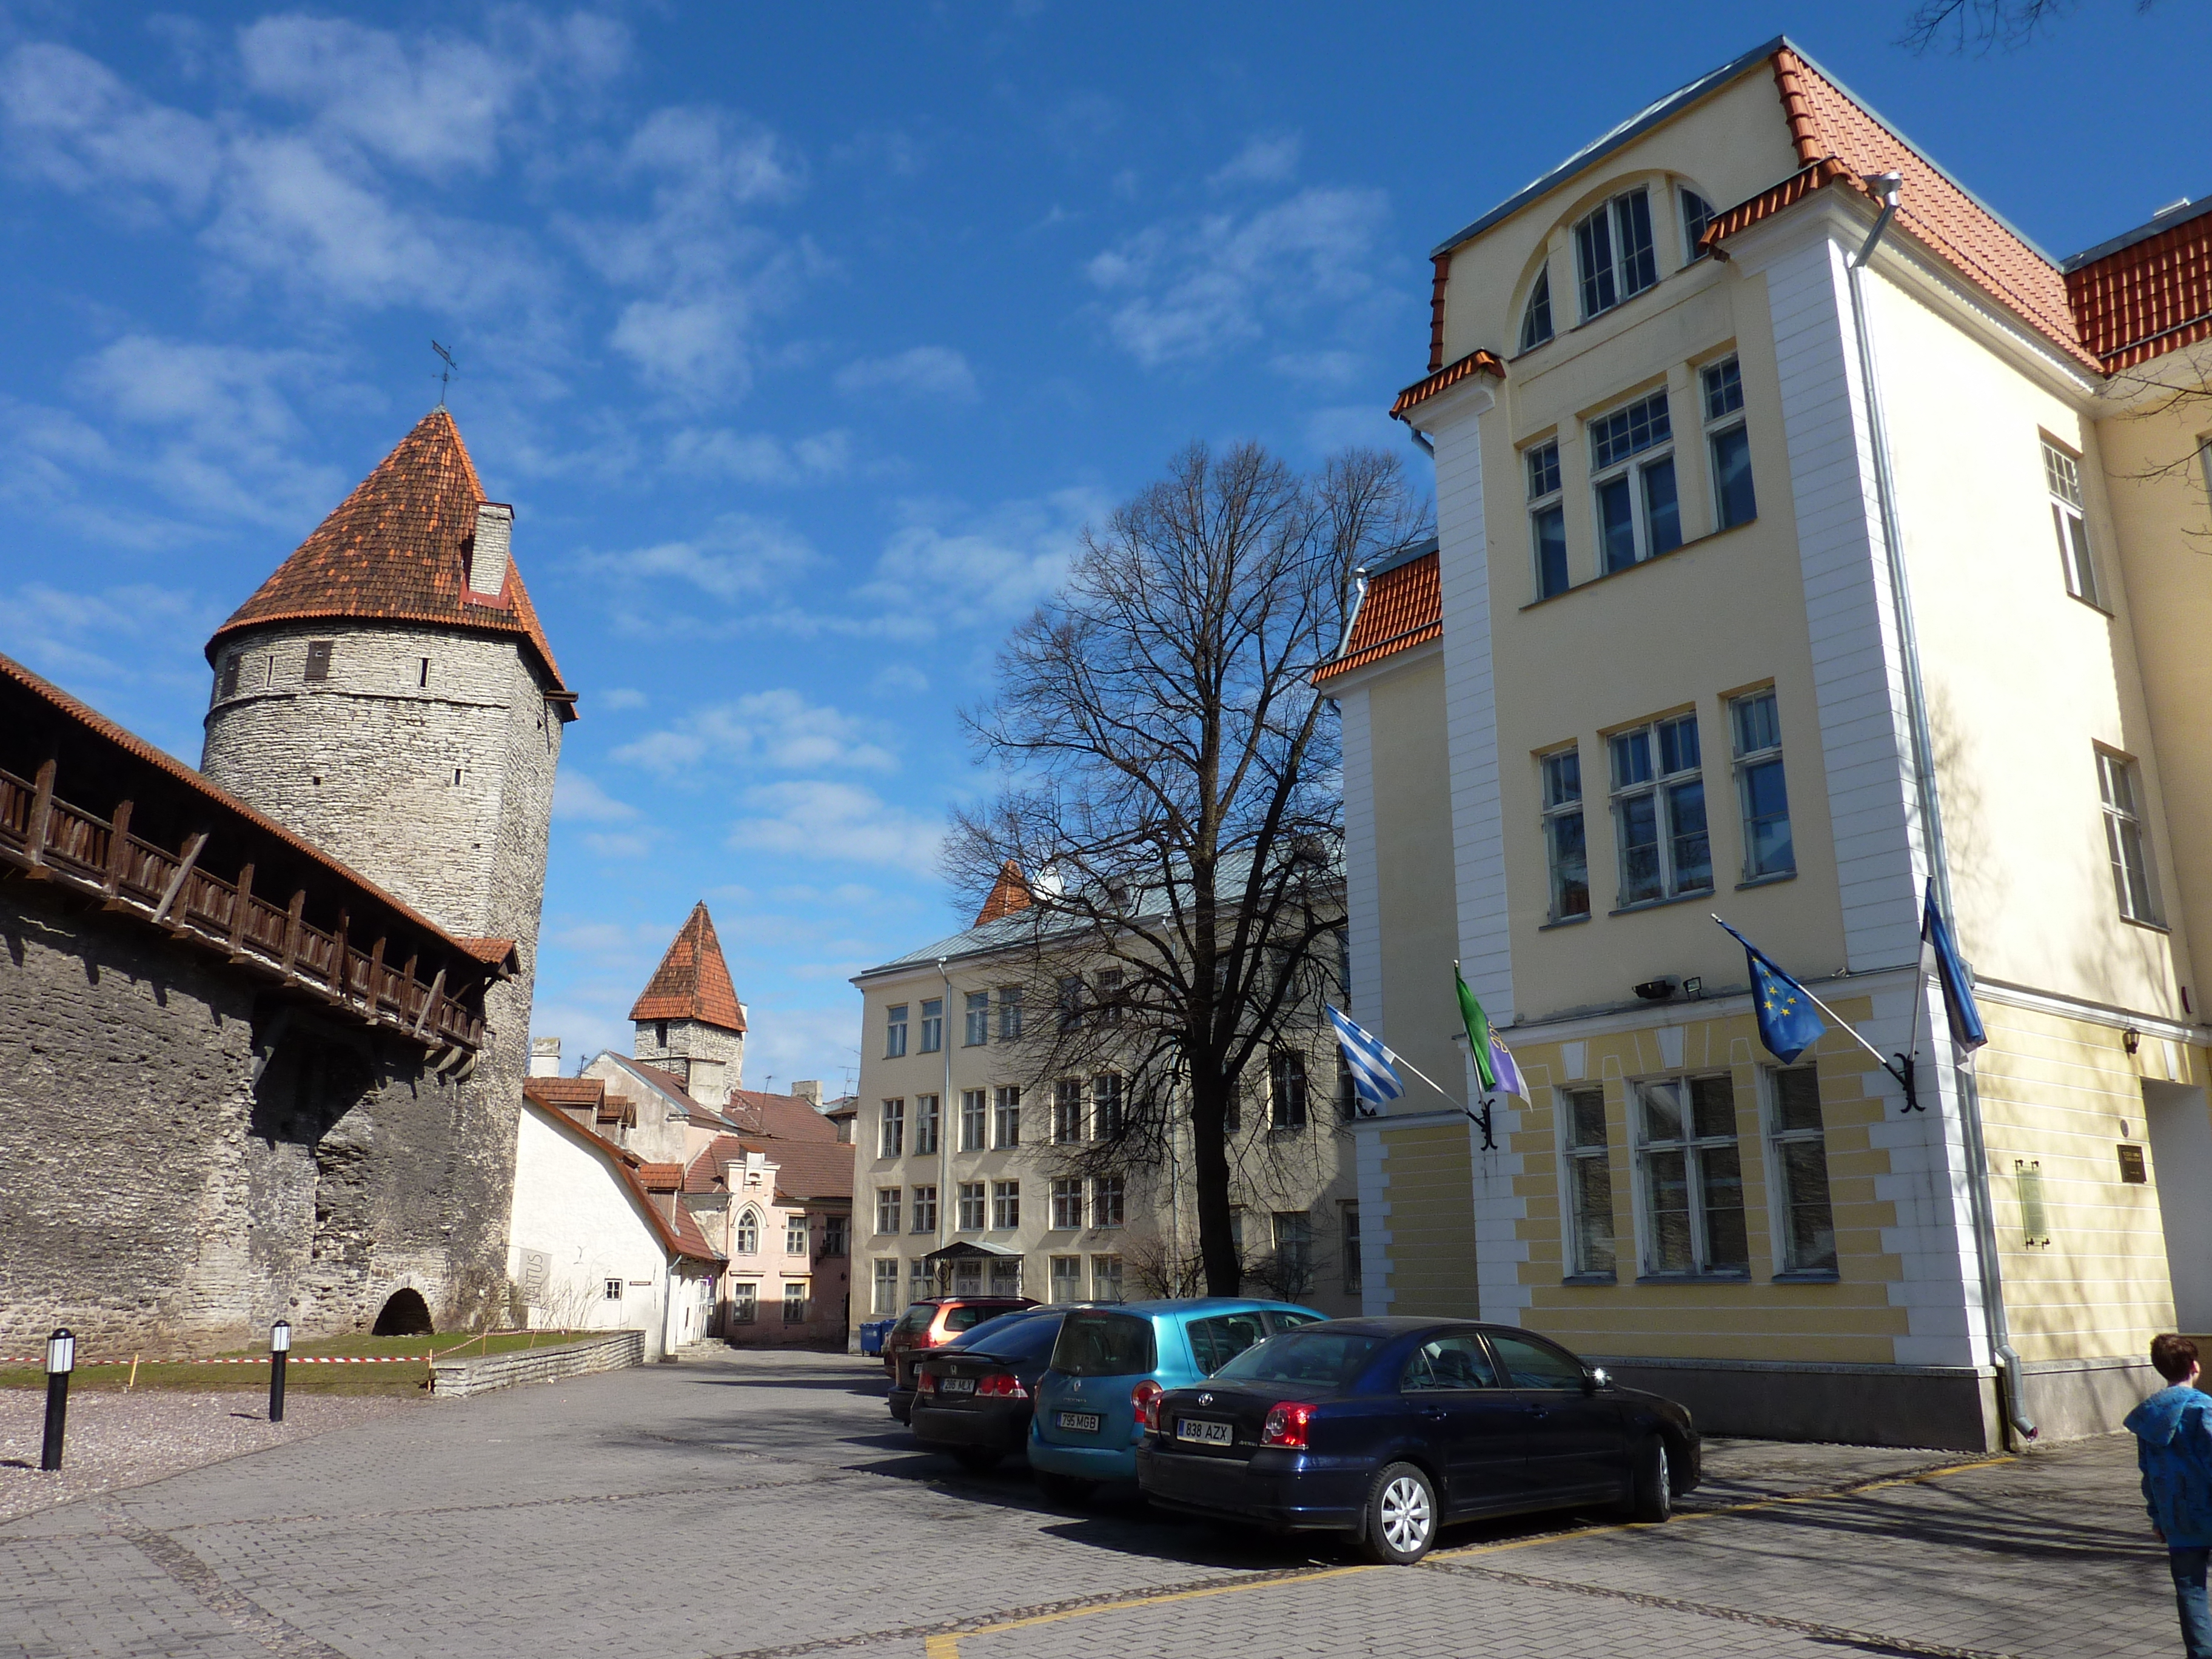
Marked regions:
[529,1037,561,1078]
[470,502,514,597]
[792,1079,822,1108]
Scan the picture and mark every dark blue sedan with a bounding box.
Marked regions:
[1135,1318,1700,1563]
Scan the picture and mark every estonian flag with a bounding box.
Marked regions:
[1325,1005,1403,1113]
[1922,880,1987,1054]
[1714,916,1828,1065]
[1455,965,1529,1101]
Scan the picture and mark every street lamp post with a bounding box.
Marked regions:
[269,1319,290,1423]
[40,1328,74,1472]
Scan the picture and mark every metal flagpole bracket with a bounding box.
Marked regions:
[1463,1096,1496,1151]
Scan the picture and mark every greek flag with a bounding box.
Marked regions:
[1326,1005,1403,1113]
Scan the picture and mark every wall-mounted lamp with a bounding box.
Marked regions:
[1632,978,1675,1002]
[2123,1027,2142,1056]
[1682,977,1703,1000]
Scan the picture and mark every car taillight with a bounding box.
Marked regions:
[917,1371,936,1393]
[976,1373,1028,1399]
[1132,1379,1164,1430]
[1262,1403,1316,1449]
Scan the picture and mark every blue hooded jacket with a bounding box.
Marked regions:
[2125,1385,2212,1549]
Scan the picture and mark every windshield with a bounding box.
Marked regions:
[958,1313,1062,1362]
[1050,1312,1156,1377]
[893,1305,934,1335]
[1212,1329,1384,1389]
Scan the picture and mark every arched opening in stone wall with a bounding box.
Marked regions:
[372,1287,434,1335]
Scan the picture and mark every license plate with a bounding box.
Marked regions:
[939,1377,975,1395]
[1056,1410,1101,1433]
[1175,1418,1234,1446]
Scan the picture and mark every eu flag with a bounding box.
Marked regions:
[1921,881,1987,1054]
[1715,916,1828,1064]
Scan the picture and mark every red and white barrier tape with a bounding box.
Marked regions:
[0,1354,433,1366]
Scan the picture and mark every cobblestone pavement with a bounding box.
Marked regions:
[0,1348,2177,1659]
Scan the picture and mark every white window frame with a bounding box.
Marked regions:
[1762,1065,1837,1276]
[782,1280,809,1324]
[993,1085,1022,1148]
[874,1188,901,1236]
[735,1207,762,1255]
[1091,1072,1124,1140]
[910,1257,932,1295]
[1526,438,1567,598]
[1573,186,1658,320]
[1051,1079,1084,1145]
[1632,1071,1749,1278]
[1091,1175,1125,1228]
[1730,688,1794,882]
[1701,356,1757,531]
[956,1181,986,1231]
[918,998,943,1054]
[1540,745,1589,922]
[1341,1202,1362,1295]
[1050,1178,1083,1230]
[1090,1253,1124,1303]
[914,1094,940,1155]
[603,1277,623,1302]
[959,1088,987,1151]
[1679,186,1715,264]
[1268,1050,1308,1130]
[884,1005,908,1059]
[1050,1255,1082,1301]
[997,987,1024,1041]
[731,1281,758,1324]
[822,1214,848,1257]
[1588,388,1679,574]
[877,1098,904,1158]
[2043,437,2102,606]
[910,1184,937,1233]
[871,1258,899,1315]
[2098,748,2163,925]
[1609,712,1710,906]
[991,1179,1020,1230]
[964,991,989,1047]
[1559,1084,1616,1279]
[1519,264,1554,350]
[1272,1210,1312,1293]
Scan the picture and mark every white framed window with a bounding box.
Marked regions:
[731,1282,757,1324]
[1589,389,1679,572]
[991,1179,1020,1229]
[2098,749,2163,924]
[874,1188,901,1235]
[953,1258,982,1296]
[1636,1072,1748,1276]
[1702,357,1757,530]
[871,1259,899,1315]
[603,1277,623,1302]
[993,1085,1022,1148]
[914,1094,940,1155]
[1050,1255,1082,1301]
[1272,1211,1312,1295]
[1561,1085,1616,1278]
[964,991,989,1046]
[919,999,943,1054]
[1527,438,1567,598]
[785,1215,808,1256]
[1519,265,1554,350]
[989,1257,1022,1296]
[1540,746,1589,922]
[1269,1050,1308,1129]
[1090,1254,1124,1303]
[1051,1079,1084,1144]
[1091,1176,1125,1228]
[1091,1073,1124,1139]
[735,1207,761,1255]
[1610,713,1709,905]
[1341,1202,1362,1295]
[1050,1178,1083,1230]
[910,1185,937,1232]
[878,1098,905,1158]
[2043,437,2102,606]
[1057,976,1084,1031]
[1730,689,1794,880]
[959,1089,987,1151]
[957,1181,986,1231]
[885,1005,908,1058]
[1094,968,1124,1026]
[910,1257,932,1295]
[997,987,1024,1041]
[782,1281,809,1324]
[822,1215,848,1257]
[1680,186,1715,263]
[1574,186,1658,320]
[1767,1067,1836,1275]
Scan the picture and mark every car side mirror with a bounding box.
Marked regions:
[1584,1367,1610,1395]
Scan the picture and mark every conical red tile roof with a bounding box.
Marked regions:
[629,902,746,1031]
[206,409,571,701]
[973,859,1033,927]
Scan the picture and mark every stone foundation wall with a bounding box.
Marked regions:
[430,1330,644,1398]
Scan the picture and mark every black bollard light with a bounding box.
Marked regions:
[269,1319,290,1424]
[40,1327,74,1472]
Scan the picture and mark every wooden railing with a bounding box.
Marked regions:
[0,762,481,1051]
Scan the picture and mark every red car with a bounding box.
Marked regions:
[883,1297,1037,1421]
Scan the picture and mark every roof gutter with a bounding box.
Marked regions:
[1849,176,2035,1447]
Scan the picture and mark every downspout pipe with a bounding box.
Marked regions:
[1847,173,2036,1445]
[937,957,954,1272]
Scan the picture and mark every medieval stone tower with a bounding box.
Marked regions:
[200,407,574,1322]
[629,902,747,1108]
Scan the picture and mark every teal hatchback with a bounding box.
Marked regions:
[1028,1298,1321,1501]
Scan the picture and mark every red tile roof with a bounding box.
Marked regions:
[637,1162,685,1193]
[2065,200,2212,370]
[523,1077,605,1108]
[1315,549,1442,685]
[759,1138,853,1204]
[1390,350,1506,420]
[728,1090,842,1142]
[207,409,572,704]
[974,860,1033,927]
[629,902,746,1031]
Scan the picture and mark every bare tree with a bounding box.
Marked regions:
[946,442,1427,1296]
[1901,0,2160,51]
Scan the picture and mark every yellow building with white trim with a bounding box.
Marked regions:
[1326,36,2212,1450]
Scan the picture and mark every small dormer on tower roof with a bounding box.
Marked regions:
[630,902,746,1108]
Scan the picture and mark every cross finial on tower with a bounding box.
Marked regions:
[431,340,458,407]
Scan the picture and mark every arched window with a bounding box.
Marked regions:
[1520,266,1554,351]
[736,1207,761,1255]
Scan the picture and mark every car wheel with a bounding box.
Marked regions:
[1629,1436,1673,1523]
[1036,1472,1096,1506]
[952,1447,1001,1473]
[1361,1462,1438,1565]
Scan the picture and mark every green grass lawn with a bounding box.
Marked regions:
[0,1330,597,1395]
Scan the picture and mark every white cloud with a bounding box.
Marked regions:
[664,426,851,483]
[598,686,649,711]
[851,487,1104,636]
[834,346,978,403]
[871,662,930,696]
[1209,133,1301,190]
[576,511,817,603]
[615,689,896,777]
[552,769,641,823]
[582,830,654,859]
[0,43,220,216]
[734,1000,863,1098]
[0,581,220,694]
[1087,186,1388,367]
[1303,403,1402,455]
[728,780,943,876]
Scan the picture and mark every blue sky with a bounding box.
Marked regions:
[2,2,2205,1093]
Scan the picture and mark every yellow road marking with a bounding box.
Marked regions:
[929,1452,2014,1657]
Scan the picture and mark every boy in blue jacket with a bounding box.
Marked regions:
[2127,1334,2212,1658]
